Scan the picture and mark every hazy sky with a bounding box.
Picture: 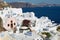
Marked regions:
[4,0,60,4]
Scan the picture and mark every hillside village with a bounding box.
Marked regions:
[0,1,60,40]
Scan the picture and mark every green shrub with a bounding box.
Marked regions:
[56,26,60,32]
[42,32,51,38]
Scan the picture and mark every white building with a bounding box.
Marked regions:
[0,7,59,40]
[0,7,37,32]
[0,7,58,33]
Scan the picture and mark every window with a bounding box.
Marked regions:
[43,28,48,31]
[1,11,3,14]
[14,23,16,25]
[13,13,16,16]
[7,24,9,27]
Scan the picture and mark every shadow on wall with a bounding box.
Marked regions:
[0,17,6,32]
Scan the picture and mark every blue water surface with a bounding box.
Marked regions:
[22,7,60,23]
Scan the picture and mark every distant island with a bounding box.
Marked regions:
[8,2,60,8]
[0,0,60,8]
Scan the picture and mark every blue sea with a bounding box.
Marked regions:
[22,7,60,23]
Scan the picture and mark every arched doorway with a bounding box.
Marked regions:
[19,19,31,33]
[0,17,6,32]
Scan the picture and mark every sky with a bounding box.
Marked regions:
[4,0,60,4]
